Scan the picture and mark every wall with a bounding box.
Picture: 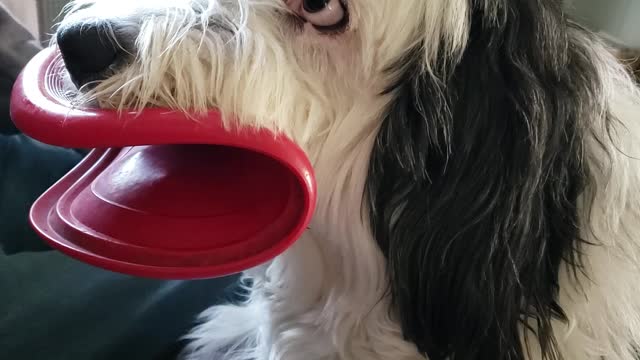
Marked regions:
[618,0,640,47]
[1,0,70,42]
[566,0,640,47]
[1,0,38,36]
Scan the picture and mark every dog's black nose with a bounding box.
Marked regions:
[56,24,119,88]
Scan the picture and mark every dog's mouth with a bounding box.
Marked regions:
[10,47,316,279]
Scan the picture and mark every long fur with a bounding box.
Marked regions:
[55,0,640,359]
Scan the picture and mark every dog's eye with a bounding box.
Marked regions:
[301,0,346,30]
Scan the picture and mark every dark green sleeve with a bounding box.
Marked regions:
[0,74,19,134]
[0,134,84,254]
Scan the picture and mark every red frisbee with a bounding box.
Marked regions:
[9,47,316,279]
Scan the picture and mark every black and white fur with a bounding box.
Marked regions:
[55,0,640,359]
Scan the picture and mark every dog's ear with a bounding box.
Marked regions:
[366,2,603,359]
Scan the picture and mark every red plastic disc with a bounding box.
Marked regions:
[10,47,316,279]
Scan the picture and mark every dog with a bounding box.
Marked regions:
[53,0,640,359]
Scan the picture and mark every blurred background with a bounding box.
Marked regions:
[567,0,640,48]
[2,0,65,42]
[567,0,640,77]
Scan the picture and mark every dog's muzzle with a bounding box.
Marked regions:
[9,46,317,279]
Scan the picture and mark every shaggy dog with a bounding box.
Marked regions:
[53,0,640,359]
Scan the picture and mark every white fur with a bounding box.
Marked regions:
[57,1,640,359]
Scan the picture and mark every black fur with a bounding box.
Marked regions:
[367,1,610,359]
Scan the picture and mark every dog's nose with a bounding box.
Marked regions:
[56,24,119,88]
